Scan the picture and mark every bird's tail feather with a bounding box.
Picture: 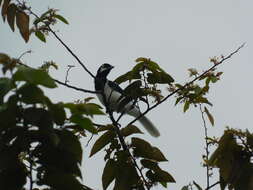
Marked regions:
[126,107,160,137]
[139,116,160,137]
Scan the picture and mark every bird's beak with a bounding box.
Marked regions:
[110,65,114,69]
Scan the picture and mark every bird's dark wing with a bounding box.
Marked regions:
[108,80,125,94]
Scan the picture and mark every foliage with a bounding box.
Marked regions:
[0,1,250,190]
[208,128,253,190]
[0,0,68,43]
[0,54,102,190]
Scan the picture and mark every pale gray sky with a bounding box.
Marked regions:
[1,0,253,189]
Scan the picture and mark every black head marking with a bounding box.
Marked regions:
[96,63,114,78]
[95,63,114,91]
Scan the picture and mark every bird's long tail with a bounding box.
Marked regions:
[124,104,160,137]
[138,116,160,137]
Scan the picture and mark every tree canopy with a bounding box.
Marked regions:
[0,1,252,190]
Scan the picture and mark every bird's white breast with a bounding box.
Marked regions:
[96,81,141,117]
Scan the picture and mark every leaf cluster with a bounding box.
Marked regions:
[0,0,68,43]
[90,125,175,189]
[174,68,222,111]
[114,57,174,110]
[208,128,253,190]
[33,8,68,42]
[0,56,103,190]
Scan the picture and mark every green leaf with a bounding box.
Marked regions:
[48,102,66,125]
[102,159,116,190]
[7,3,16,31]
[90,130,115,157]
[155,169,175,183]
[210,76,218,83]
[193,181,203,190]
[132,137,167,161]
[147,71,174,84]
[18,84,45,104]
[0,53,11,64]
[53,14,69,24]
[140,159,159,170]
[42,171,85,190]
[70,114,97,134]
[160,181,167,188]
[123,80,142,94]
[0,151,27,190]
[16,10,30,42]
[81,103,105,116]
[23,107,53,128]
[204,106,214,126]
[194,96,212,106]
[114,71,141,84]
[97,124,114,132]
[56,130,83,164]
[246,132,253,149]
[64,103,104,116]
[205,77,211,86]
[181,185,189,190]
[121,125,143,137]
[113,154,140,190]
[183,101,190,112]
[146,169,175,183]
[13,66,57,88]
[219,175,227,190]
[35,30,46,42]
[0,95,18,130]
[0,77,14,102]
[175,97,183,106]
[135,57,147,63]
[1,0,10,21]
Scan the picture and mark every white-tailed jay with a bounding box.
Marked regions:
[95,63,160,137]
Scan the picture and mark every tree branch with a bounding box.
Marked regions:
[47,26,95,78]
[205,181,220,190]
[102,93,150,190]
[16,53,97,94]
[54,79,98,94]
[17,1,95,79]
[127,43,245,127]
[199,104,210,188]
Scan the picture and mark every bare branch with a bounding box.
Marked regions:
[18,50,32,60]
[48,26,95,78]
[54,79,98,94]
[65,65,75,84]
[205,181,220,190]
[85,134,94,147]
[199,104,210,188]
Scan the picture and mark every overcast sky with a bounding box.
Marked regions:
[1,0,253,189]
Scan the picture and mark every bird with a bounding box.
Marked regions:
[94,63,160,137]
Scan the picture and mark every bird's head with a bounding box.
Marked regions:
[96,63,114,78]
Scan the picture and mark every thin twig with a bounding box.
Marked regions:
[48,26,95,78]
[65,65,75,84]
[28,150,33,190]
[199,104,210,188]
[205,181,220,190]
[86,134,94,147]
[18,50,32,60]
[127,43,245,127]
